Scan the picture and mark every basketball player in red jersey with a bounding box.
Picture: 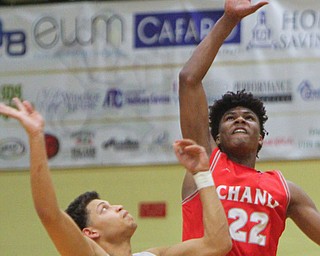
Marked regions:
[179,0,320,255]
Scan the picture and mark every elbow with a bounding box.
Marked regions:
[202,232,232,256]
[179,68,198,90]
[205,238,232,256]
[217,228,232,255]
[217,237,232,256]
[220,236,232,255]
[34,205,60,225]
[35,207,52,222]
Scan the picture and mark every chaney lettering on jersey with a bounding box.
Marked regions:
[216,185,280,209]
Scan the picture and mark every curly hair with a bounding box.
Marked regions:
[65,191,100,230]
[209,90,268,151]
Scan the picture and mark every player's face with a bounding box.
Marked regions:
[85,199,137,240]
[217,106,263,155]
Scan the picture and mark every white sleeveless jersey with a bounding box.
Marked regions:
[133,252,156,256]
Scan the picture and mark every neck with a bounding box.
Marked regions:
[225,149,257,169]
[98,238,133,256]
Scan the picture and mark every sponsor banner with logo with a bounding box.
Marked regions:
[0,0,320,169]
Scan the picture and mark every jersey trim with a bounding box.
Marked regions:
[182,148,221,205]
[275,170,291,210]
[209,148,221,173]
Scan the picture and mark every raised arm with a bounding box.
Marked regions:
[179,0,268,198]
[148,139,231,256]
[179,0,268,154]
[0,98,101,256]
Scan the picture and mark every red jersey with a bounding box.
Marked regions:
[182,148,290,256]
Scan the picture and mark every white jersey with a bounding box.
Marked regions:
[133,252,156,256]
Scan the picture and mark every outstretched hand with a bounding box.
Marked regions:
[224,0,269,22]
[0,98,44,137]
[173,139,210,175]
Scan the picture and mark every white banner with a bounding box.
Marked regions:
[0,0,320,169]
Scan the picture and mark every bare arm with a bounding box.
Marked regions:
[178,14,235,155]
[0,98,103,256]
[179,0,268,199]
[287,181,320,245]
[148,139,232,256]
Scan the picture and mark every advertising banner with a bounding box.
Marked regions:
[0,0,320,169]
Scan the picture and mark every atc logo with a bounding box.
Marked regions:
[103,88,170,109]
[103,89,123,108]
[0,19,27,56]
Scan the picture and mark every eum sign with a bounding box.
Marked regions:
[0,12,125,57]
[134,10,241,48]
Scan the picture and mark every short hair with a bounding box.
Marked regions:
[209,90,268,151]
[65,191,100,230]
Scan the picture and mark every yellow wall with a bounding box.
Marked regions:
[1,160,320,255]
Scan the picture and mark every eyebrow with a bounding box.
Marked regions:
[225,109,255,115]
[96,201,108,214]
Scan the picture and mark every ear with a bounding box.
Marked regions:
[258,134,263,147]
[82,227,100,239]
[215,134,220,145]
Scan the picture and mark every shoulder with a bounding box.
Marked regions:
[287,180,306,202]
[286,180,316,217]
[287,180,310,201]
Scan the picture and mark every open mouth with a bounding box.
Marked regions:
[233,128,247,134]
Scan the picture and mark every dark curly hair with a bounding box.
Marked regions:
[209,90,268,152]
[65,191,100,230]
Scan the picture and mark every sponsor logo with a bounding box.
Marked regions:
[0,138,26,160]
[71,131,94,145]
[0,19,27,57]
[135,10,241,48]
[309,128,320,136]
[32,10,124,51]
[298,140,320,150]
[102,138,139,151]
[37,88,100,114]
[263,137,294,146]
[298,80,320,101]
[103,88,170,108]
[0,84,23,119]
[70,131,96,159]
[0,84,22,101]
[247,9,320,50]
[280,9,320,49]
[233,79,293,102]
[45,133,60,159]
[30,8,127,67]
[247,11,278,50]
[71,147,96,159]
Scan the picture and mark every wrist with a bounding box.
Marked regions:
[28,131,44,139]
[193,170,214,190]
[220,13,240,29]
